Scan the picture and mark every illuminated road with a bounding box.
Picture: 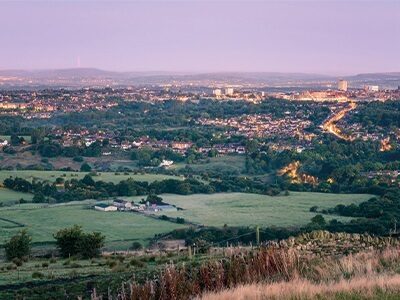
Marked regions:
[322,102,356,141]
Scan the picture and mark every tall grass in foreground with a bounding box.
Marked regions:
[200,275,400,300]
[90,247,400,300]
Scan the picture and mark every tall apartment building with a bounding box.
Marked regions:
[338,80,348,91]
[224,87,234,96]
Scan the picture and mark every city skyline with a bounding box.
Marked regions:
[0,0,399,74]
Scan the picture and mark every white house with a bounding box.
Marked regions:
[159,160,174,168]
[0,139,8,148]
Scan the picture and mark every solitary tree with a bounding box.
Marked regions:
[80,163,92,172]
[4,230,32,261]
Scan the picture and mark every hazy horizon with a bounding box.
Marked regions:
[1,67,400,77]
[1,0,399,75]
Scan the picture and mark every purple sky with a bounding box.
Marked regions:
[0,1,399,75]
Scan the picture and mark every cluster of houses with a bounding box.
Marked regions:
[338,120,400,147]
[359,170,400,187]
[197,113,313,140]
[94,199,177,213]
[198,143,245,155]
[0,89,118,119]
[273,87,400,103]
[47,128,250,157]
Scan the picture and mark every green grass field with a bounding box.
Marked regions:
[0,200,186,250]
[123,192,373,227]
[0,188,33,205]
[173,155,246,175]
[0,170,183,184]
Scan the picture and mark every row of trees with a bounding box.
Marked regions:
[4,226,105,261]
[4,174,282,204]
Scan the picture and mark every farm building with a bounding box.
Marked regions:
[132,204,146,211]
[146,204,177,212]
[113,199,133,210]
[157,205,178,212]
[94,203,117,212]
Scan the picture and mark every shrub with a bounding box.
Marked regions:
[63,259,71,266]
[12,258,23,267]
[118,256,126,262]
[107,260,118,268]
[111,264,127,273]
[159,215,170,221]
[49,258,57,264]
[73,156,84,162]
[4,230,31,261]
[176,217,185,224]
[131,241,143,251]
[42,262,49,268]
[80,163,92,172]
[32,271,45,279]
[129,259,145,268]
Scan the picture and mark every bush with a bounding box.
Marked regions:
[113,255,124,263]
[177,217,185,224]
[111,264,127,273]
[12,258,23,267]
[33,192,46,203]
[42,262,49,268]
[63,260,71,266]
[131,241,143,251]
[146,194,163,205]
[129,259,145,268]
[4,230,31,261]
[80,163,92,172]
[49,258,57,264]
[32,271,45,279]
[107,260,118,268]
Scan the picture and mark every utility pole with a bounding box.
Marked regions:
[256,226,260,246]
[188,245,192,260]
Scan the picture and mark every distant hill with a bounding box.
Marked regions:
[345,72,400,88]
[0,68,399,89]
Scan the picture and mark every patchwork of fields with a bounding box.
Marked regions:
[0,170,183,184]
[129,192,374,227]
[0,188,33,205]
[0,170,375,252]
[0,201,186,250]
[172,155,246,175]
